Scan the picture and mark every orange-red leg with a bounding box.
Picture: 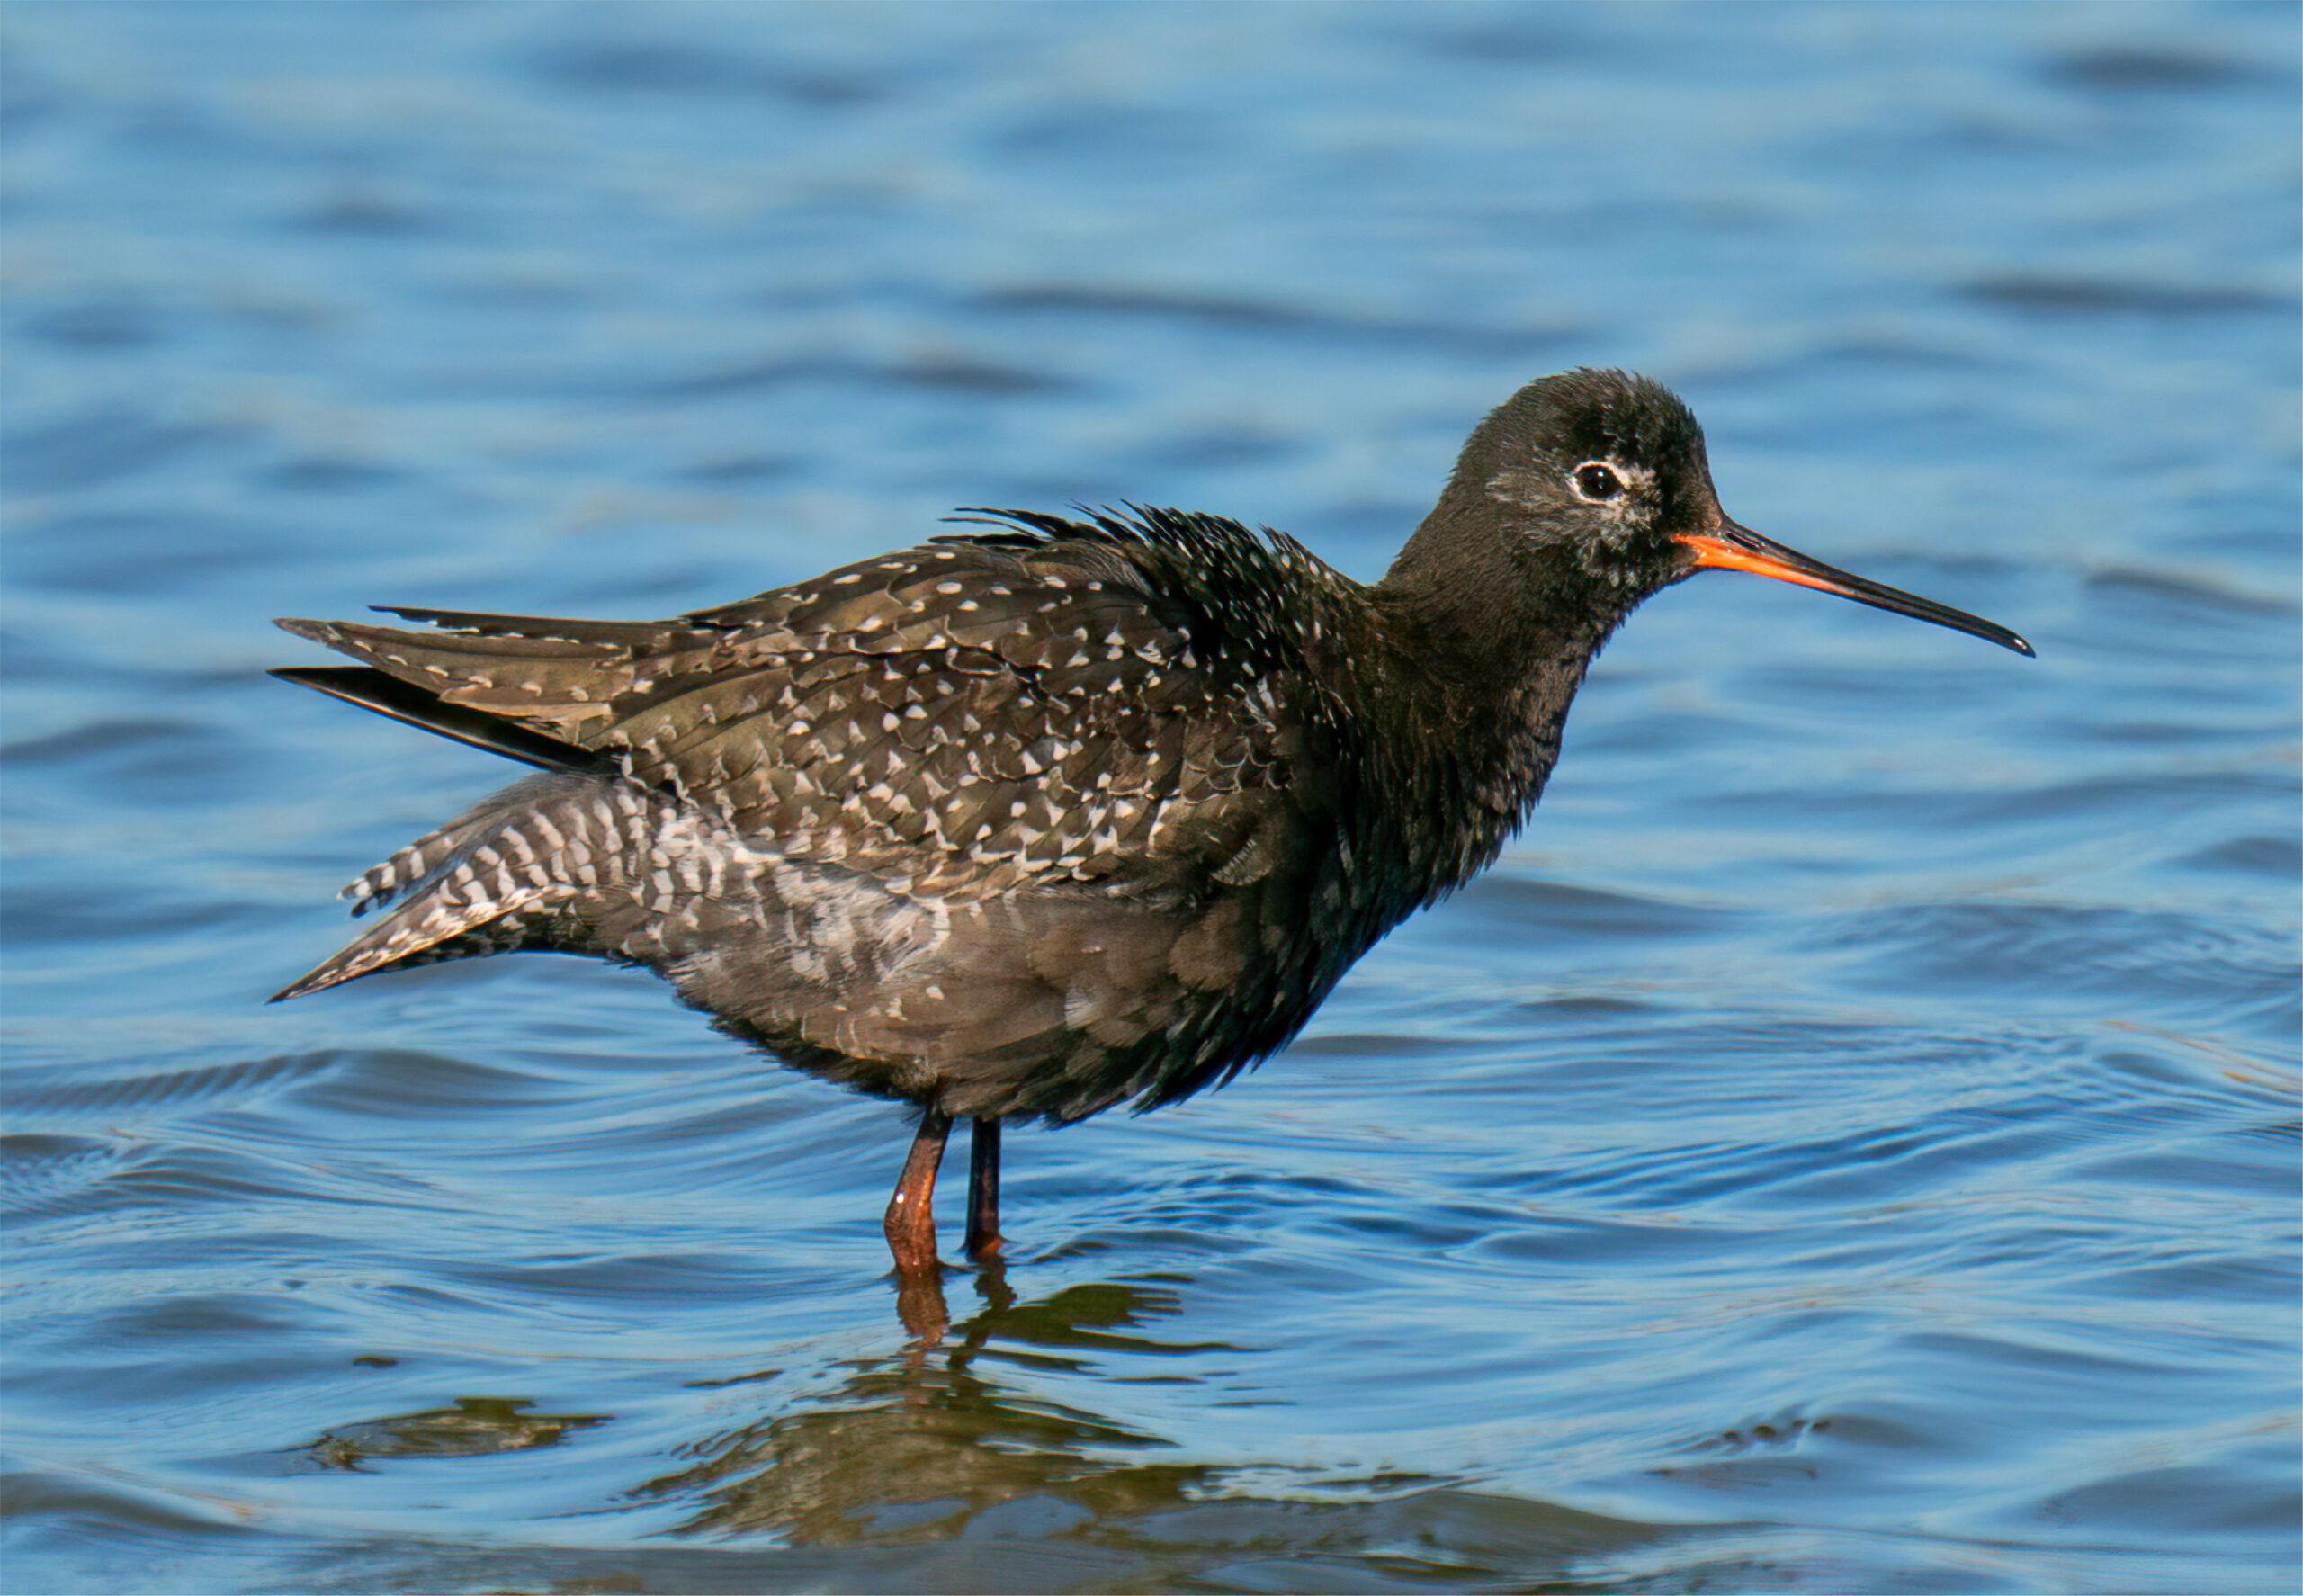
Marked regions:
[883,1108,951,1274]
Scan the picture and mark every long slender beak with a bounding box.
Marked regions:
[1678,521,2034,657]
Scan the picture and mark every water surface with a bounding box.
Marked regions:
[4,3,2297,1592]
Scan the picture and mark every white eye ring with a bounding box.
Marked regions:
[1572,462,1626,502]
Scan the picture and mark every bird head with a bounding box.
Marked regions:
[1421,368,2033,657]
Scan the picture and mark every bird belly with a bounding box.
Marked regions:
[643,842,1307,1125]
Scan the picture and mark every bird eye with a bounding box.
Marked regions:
[1573,462,1625,502]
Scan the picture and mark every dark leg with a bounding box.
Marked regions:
[883,1108,951,1275]
[964,1116,1004,1262]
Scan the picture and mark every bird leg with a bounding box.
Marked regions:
[883,1107,951,1275]
[965,1116,1003,1262]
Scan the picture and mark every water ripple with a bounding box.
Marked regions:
[4,2,2295,1592]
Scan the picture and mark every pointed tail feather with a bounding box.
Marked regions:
[270,666,598,772]
[271,871,569,1001]
[273,772,633,1001]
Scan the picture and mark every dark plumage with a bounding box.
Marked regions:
[273,370,2030,1271]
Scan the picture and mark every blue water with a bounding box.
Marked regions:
[5,3,2297,1592]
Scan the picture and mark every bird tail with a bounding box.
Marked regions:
[267,664,601,772]
[271,773,624,1001]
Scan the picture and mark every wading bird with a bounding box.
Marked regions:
[273,370,2031,1275]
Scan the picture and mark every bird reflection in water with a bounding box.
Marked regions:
[297,1394,606,1472]
[892,1245,968,1349]
[634,1269,1244,1544]
[284,1274,1235,1544]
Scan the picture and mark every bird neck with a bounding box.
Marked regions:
[1359,508,1634,901]
[1376,498,1633,694]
